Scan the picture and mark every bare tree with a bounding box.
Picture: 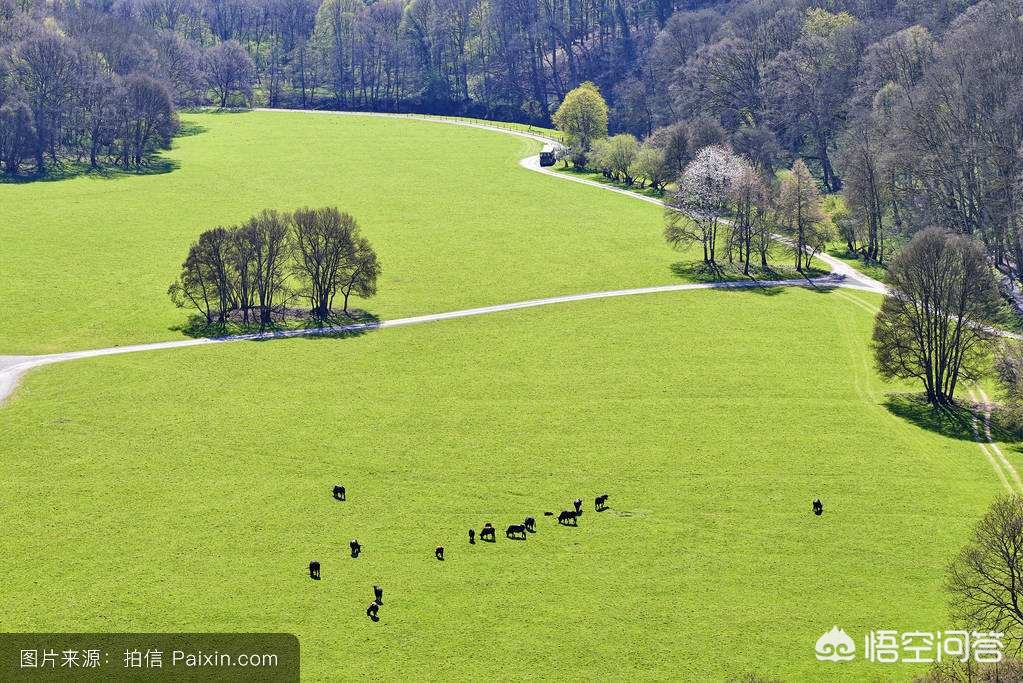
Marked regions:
[873,228,999,405]
[230,224,256,323]
[291,206,353,318]
[246,209,291,327]
[948,495,1023,650]
[337,232,380,315]
[119,73,176,167]
[204,39,255,107]
[10,30,79,174]
[728,159,769,274]
[0,98,35,175]
[776,159,826,272]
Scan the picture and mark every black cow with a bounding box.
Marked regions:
[374,584,383,604]
[350,539,362,558]
[595,494,609,511]
[332,484,346,501]
[480,524,496,542]
[469,528,476,544]
[309,561,320,580]
[812,498,823,516]
[506,524,526,539]
[523,516,536,532]
[436,546,445,560]
[573,498,583,515]
[558,510,578,526]
[366,602,379,621]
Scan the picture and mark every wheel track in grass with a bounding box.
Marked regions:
[969,387,1023,494]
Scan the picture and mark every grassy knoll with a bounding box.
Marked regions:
[0,287,1007,680]
[1,110,718,354]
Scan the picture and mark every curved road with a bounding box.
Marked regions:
[0,111,887,405]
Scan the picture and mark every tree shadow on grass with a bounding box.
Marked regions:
[0,122,205,185]
[169,309,381,342]
[883,393,1019,443]
[670,261,836,297]
[175,121,208,138]
[0,158,181,185]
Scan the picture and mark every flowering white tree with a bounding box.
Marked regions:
[664,145,742,264]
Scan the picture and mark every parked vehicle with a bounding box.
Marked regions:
[539,144,557,167]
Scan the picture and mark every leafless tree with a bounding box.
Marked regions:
[204,39,255,107]
[728,159,769,274]
[948,495,1023,651]
[337,232,380,315]
[291,206,354,319]
[873,228,999,405]
[246,209,291,327]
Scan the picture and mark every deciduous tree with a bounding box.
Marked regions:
[552,81,608,162]
[873,228,999,405]
[665,145,740,264]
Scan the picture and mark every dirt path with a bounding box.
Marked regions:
[0,277,861,404]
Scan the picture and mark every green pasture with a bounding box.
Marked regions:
[0,110,686,354]
[0,288,1007,680]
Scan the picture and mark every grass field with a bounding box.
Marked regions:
[1,110,1011,681]
[0,286,1009,680]
[0,110,690,355]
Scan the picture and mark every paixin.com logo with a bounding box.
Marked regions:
[815,626,1004,664]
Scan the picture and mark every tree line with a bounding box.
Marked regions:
[0,2,259,176]
[2,0,1007,181]
[8,0,1023,292]
[168,206,380,328]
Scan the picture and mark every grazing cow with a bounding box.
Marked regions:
[309,561,320,580]
[812,498,823,516]
[595,494,609,511]
[506,524,526,539]
[573,498,583,515]
[558,510,578,526]
[469,528,476,544]
[366,602,379,621]
[332,484,346,501]
[436,546,445,560]
[523,516,536,532]
[480,524,496,542]
[373,584,383,604]
[350,539,362,558]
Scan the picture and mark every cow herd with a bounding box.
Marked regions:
[308,483,612,622]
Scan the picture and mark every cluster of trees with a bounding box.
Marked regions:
[168,207,380,327]
[549,1,1023,286]
[0,2,259,176]
[663,145,831,275]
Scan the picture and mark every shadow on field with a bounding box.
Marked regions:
[175,121,208,137]
[0,122,206,185]
[883,393,1018,443]
[0,158,181,184]
[169,310,381,342]
[670,261,832,295]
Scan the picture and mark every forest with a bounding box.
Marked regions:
[3,0,1023,285]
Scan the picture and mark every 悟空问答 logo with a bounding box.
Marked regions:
[816,626,856,662]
